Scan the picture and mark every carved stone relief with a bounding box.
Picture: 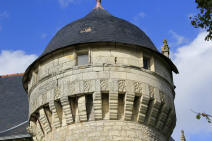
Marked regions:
[134,82,142,94]
[100,79,108,91]
[118,80,126,92]
[83,80,90,92]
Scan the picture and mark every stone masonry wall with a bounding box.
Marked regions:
[26,44,176,141]
[44,120,167,141]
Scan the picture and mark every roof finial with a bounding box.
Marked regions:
[180,130,186,141]
[161,39,170,58]
[96,0,102,9]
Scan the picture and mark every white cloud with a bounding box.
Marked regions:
[172,31,212,139]
[0,11,9,19]
[138,12,146,18]
[58,0,75,8]
[41,33,48,39]
[0,50,37,75]
[131,12,146,26]
[0,11,9,32]
[169,30,189,46]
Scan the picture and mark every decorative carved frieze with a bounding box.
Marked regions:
[83,80,91,92]
[134,82,143,94]
[118,80,126,92]
[29,78,176,139]
[100,79,108,92]
[54,88,60,100]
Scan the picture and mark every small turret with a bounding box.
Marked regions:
[161,39,170,58]
[180,130,186,141]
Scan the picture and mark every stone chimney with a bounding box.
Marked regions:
[161,39,170,58]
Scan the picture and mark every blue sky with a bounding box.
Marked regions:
[0,0,199,54]
[0,0,212,141]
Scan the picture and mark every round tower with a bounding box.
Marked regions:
[23,1,178,141]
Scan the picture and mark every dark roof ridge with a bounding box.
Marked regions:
[0,134,31,140]
[0,73,24,78]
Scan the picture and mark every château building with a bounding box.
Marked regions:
[0,1,181,141]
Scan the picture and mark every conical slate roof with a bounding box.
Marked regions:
[23,5,179,85]
[42,7,158,56]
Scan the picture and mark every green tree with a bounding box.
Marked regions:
[190,0,212,41]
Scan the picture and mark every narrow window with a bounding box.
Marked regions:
[77,52,88,66]
[143,57,150,70]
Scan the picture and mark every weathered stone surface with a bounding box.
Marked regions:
[61,96,74,125]
[26,45,176,141]
[49,101,62,129]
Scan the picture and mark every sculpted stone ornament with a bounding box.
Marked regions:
[83,80,90,92]
[118,80,126,92]
[100,79,108,91]
[161,39,170,57]
[54,88,60,100]
[134,82,143,94]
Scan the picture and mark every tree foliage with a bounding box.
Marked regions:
[196,113,212,123]
[190,0,212,41]
[192,110,212,123]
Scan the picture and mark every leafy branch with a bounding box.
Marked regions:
[191,109,212,123]
[190,0,212,41]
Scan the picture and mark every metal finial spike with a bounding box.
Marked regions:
[96,0,102,8]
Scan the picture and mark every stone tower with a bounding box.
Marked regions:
[23,1,179,141]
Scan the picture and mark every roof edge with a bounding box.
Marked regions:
[0,134,31,140]
[0,73,24,78]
